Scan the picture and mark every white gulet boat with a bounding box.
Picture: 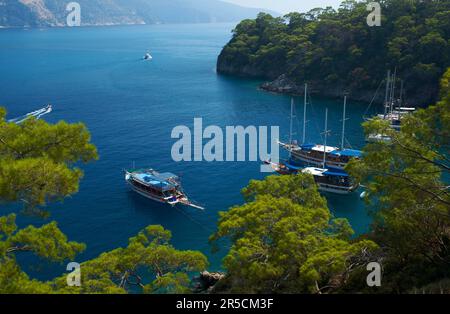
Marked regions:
[270,108,359,195]
[279,85,362,170]
[125,168,204,210]
[366,69,416,142]
[303,108,359,194]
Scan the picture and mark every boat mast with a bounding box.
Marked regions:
[390,68,397,118]
[399,79,404,108]
[289,97,294,147]
[323,108,329,169]
[398,79,404,120]
[303,83,308,144]
[384,70,391,118]
[341,95,348,150]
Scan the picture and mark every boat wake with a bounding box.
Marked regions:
[8,105,53,124]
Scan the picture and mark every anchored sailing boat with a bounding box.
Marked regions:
[367,70,415,142]
[125,168,204,210]
[279,85,361,170]
[301,108,359,194]
[268,108,359,194]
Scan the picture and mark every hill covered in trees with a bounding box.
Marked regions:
[0,0,276,27]
[217,0,450,106]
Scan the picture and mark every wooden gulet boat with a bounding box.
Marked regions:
[125,168,204,210]
[279,85,362,170]
[269,108,359,195]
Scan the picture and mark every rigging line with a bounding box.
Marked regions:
[363,80,385,117]
[344,137,355,150]
[173,204,214,233]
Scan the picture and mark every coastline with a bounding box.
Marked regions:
[217,69,436,107]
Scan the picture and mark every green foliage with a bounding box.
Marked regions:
[0,110,99,293]
[211,174,377,293]
[0,108,98,216]
[346,67,450,293]
[0,214,85,294]
[218,0,450,105]
[53,225,208,294]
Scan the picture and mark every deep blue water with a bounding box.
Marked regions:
[0,24,374,280]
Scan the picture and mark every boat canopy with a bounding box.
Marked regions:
[311,144,339,153]
[300,143,316,150]
[299,143,339,153]
[330,149,362,158]
[133,172,179,191]
[154,172,179,181]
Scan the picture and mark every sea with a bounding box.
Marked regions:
[0,23,376,280]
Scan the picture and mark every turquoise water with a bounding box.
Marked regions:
[0,24,373,279]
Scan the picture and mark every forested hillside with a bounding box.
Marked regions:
[0,0,275,27]
[217,0,450,106]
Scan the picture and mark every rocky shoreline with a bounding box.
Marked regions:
[260,74,388,105]
[217,53,435,107]
[254,73,432,107]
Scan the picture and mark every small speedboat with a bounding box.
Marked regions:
[125,168,204,209]
[143,52,153,61]
[8,104,53,124]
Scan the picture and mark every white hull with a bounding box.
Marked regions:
[366,134,392,143]
[290,152,347,170]
[316,183,357,195]
[302,167,358,195]
[127,181,177,205]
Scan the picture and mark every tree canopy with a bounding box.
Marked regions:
[0,108,98,216]
[211,174,377,293]
[52,225,208,294]
[346,67,450,293]
[0,213,85,293]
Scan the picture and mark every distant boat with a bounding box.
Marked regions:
[125,168,204,210]
[366,133,392,143]
[366,70,415,142]
[143,52,153,61]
